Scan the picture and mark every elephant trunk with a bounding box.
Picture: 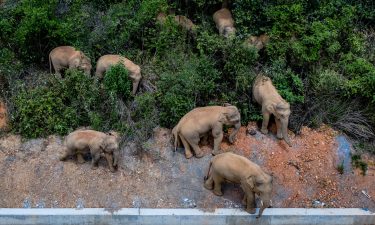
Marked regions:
[113,150,120,167]
[228,121,241,143]
[257,197,272,218]
[281,120,292,147]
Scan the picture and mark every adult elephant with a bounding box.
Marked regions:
[49,46,92,77]
[204,152,273,218]
[172,104,241,158]
[252,74,292,146]
[95,55,142,95]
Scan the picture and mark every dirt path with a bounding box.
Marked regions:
[0,123,374,211]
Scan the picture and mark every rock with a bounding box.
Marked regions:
[181,198,196,208]
[246,128,257,136]
[76,198,85,209]
[312,200,325,208]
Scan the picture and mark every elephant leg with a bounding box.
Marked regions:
[245,192,256,214]
[242,195,247,205]
[104,153,116,173]
[212,126,223,155]
[179,134,193,159]
[275,118,283,139]
[91,152,100,170]
[185,135,204,158]
[261,112,270,134]
[77,153,85,164]
[204,175,214,190]
[131,78,141,95]
[212,174,223,196]
[54,66,63,78]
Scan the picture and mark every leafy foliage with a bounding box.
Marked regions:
[103,63,132,100]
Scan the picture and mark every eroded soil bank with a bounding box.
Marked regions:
[0,123,374,211]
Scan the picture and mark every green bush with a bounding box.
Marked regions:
[103,63,132,101]
[156,51,220,127]
[11,68,137,137]
[265,59,305,104]
[340,54,375,103]
[12,70,100,137]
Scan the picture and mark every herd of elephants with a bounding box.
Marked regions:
[48,3,291,218]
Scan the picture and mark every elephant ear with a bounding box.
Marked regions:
[276,102,290,110]
[265,103,276,115]
[220,106,238,123]
[99,139,108,151]
[241,176,255,190]
[71,57,81,67]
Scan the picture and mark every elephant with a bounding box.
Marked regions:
[252,74,292,146]
[213,8,236,38]
[60,129,121,172]
[156,13,197,34]
[95,55,142,95]
[244,34,270,50]
[204,152,273,218]
[172,104,241,158]
[49,46,92,77]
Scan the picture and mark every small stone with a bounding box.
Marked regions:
[246,129,257,136]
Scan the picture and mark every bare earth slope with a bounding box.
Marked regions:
[0,123,374,211]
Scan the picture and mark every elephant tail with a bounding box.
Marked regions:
[49,52,52,74]
[204,160,213,181]
[172,126,179,152]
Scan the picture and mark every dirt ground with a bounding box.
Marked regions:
[0,123,374,212]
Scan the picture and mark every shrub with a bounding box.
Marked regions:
[311,69,345,94]
[103,63,132,101]
[340,54,375,103]
[130,93,159,144]
[265,59,305,104]
[156,51,220,127]
[12,70,101,137]
[11,68,140,137]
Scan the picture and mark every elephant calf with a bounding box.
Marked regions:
[95,55,142,95]
[252,74,292,146]
[49,46,92,77]
[172,104,241,159]
[213,8,236,38]
[204,152,273,218]
[60,129,121,172]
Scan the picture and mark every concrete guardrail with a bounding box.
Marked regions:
[0,208,374,225]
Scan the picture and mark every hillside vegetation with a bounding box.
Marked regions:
[0,0,374,150]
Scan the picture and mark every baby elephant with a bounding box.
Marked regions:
[213,8,236,38]
[60,129,121,172]
[49,46,92,77]
[204,152,273,218]
[95,55,142,95]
